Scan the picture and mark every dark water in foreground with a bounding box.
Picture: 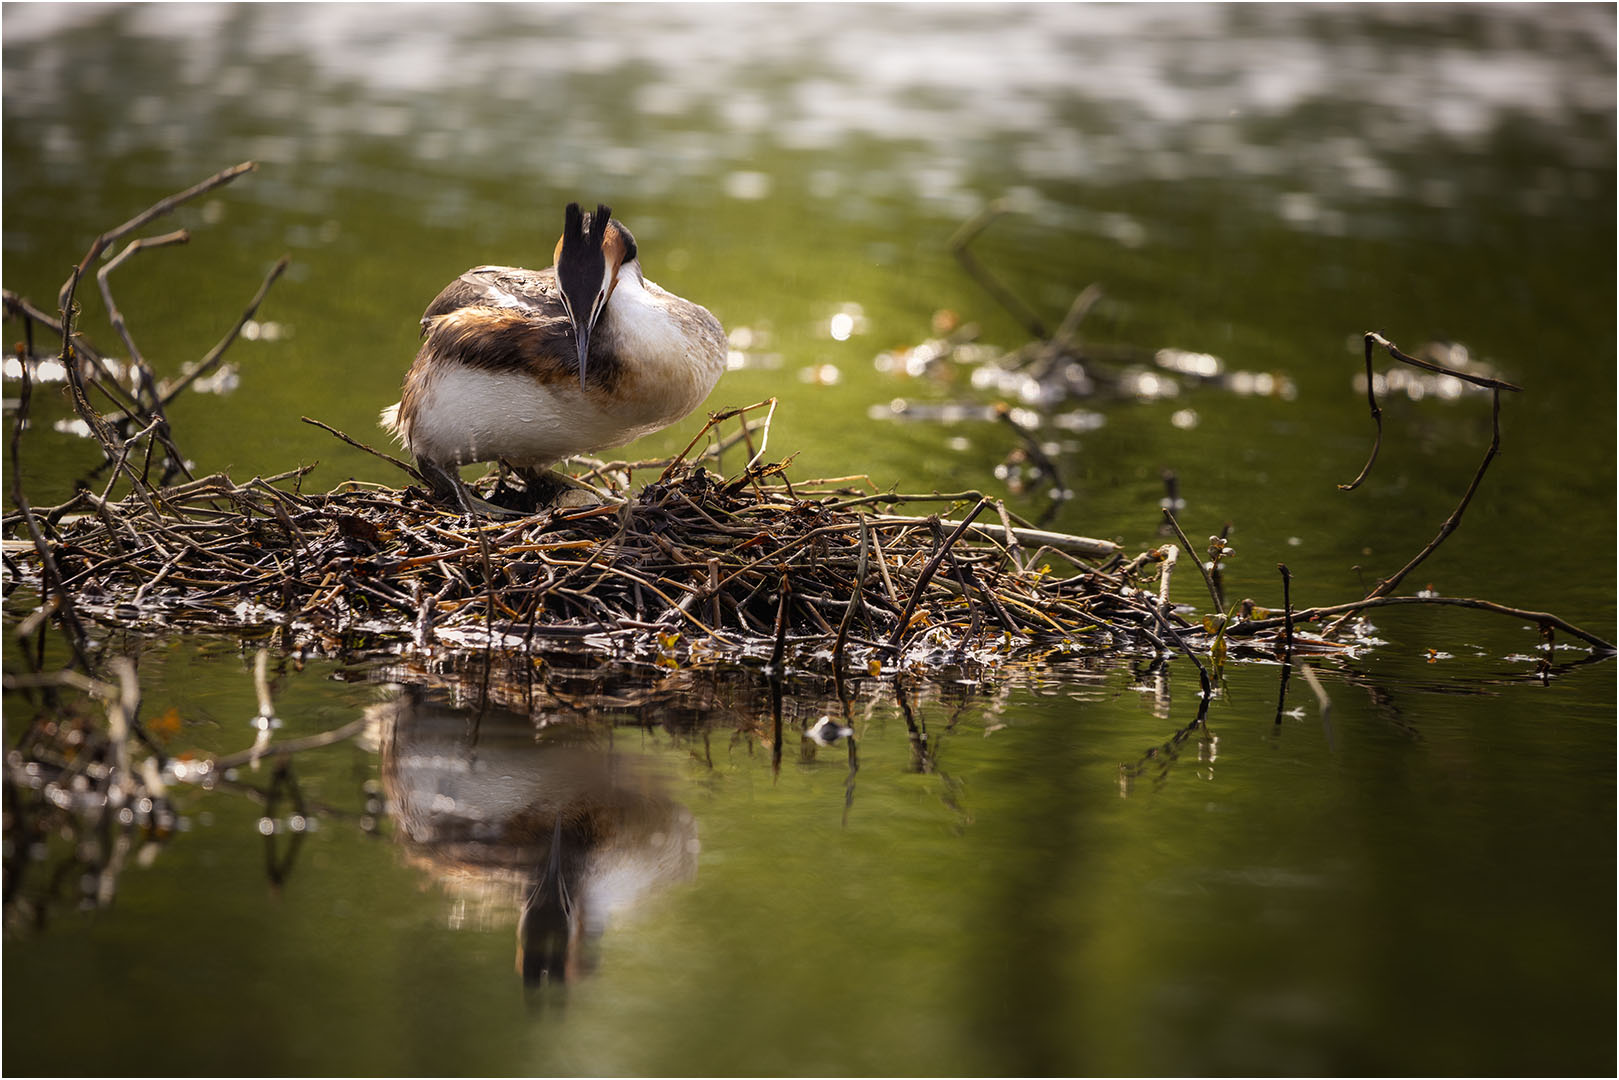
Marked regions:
[3,4,1615,1076]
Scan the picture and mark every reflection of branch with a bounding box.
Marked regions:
[1119,689,1213,793]
[210,717,372,773]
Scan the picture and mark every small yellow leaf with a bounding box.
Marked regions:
[149,707,183,740]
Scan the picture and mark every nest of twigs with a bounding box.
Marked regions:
[7,406,1286,676]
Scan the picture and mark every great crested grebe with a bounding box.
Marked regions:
[381,202,727,513]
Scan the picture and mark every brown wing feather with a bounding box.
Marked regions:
[420,265,564,328]
[415,264,625,390]
[417,303,623,392]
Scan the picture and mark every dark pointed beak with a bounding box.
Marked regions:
[571,310,592,390]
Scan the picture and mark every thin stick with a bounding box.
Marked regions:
[886,498,990,652]
[660,398,778,481]
[97,229,190,386]
[1048,283,1104,351]
[832,518,870,669]
[994,402,1066,493]
[867,513,1115,559]
[9,359,92,670]
[1366,331,1522,392]
[301,416,423,483]
[61,160,258,310]
[1162,508,1220,615]
[1340,330,1522,492]
[58,267,124,462]
[158,254,291,408]
[1339,331,1385,491]
[1278,563,1295,659]
[1242,594,1614,655]
[1327,385,1506,639]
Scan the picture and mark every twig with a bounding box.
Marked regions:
[58,267,124,463]
[866,513,1115,559]
[1340,330,1521,491]
[1339,332,1385,492]
[158,254,292,409]
[96,229,190,390]
[1328,381,1508,639]
[885,498,990,652]
[61,160,257,311]
[832,518,869,670]
[8,359,92,670]
[1162,508,1220,615]
[301,416,424,483]
[1278,563,1295,659]
[1242,594,1613,655]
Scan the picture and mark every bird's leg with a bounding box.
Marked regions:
[416,457,522,518]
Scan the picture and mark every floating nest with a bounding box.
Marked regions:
[4,418,1305,678]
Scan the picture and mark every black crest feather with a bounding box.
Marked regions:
[562,202,585,250]
[592,203,613,246]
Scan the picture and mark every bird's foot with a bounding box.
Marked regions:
[417,458,526,518]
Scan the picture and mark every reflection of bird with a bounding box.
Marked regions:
[381,202,727,513]
[373,691,698,996]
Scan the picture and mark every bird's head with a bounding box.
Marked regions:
[553,202,636,388]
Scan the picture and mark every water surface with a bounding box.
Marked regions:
[3,5,1614,1075]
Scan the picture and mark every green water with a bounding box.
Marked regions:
[4,5,1614,1075]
